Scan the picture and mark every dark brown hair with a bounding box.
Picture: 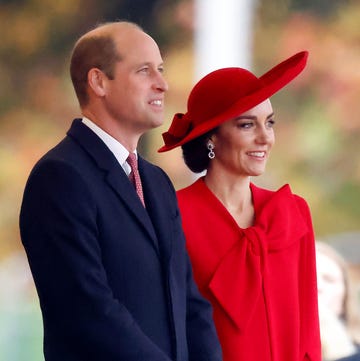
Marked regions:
[181,129,217,173]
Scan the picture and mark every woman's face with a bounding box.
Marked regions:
[316,251,346,318]
[210,99,275,177]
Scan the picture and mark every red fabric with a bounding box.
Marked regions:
[177,178,321,361]
[127,153,145,206]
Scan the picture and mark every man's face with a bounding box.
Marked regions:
[104,27,168,134]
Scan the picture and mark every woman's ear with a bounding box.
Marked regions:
[87,68,106,97]
[208,131,217,146]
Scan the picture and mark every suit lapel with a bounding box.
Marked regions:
[67,119,159,253]
[105,169,159,252]
[139,158,173,265]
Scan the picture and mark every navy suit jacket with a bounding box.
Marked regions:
[20,119,221,361]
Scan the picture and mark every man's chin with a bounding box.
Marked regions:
[150,117,165,129]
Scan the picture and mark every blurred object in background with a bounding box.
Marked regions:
[194,0,255,78]
[326,232,360,342]
[0,251,43,360]
[316,240,360,361]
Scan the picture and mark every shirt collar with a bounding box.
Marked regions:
[82,117,136,175]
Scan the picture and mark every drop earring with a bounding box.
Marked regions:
[207,142,215,159]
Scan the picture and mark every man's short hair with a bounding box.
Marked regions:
[70,22,142,107]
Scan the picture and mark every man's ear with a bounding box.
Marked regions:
[87,68,107,97]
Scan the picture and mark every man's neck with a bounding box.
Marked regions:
[81,109,140,152]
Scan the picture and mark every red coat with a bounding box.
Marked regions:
[177,178,321,361]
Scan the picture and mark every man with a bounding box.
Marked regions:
[20,21,222,361]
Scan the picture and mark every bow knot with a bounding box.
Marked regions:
[242,227,267,257]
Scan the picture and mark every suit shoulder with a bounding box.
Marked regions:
[24,136,96,201]
[28,139,83,179]
[29,135,78,170]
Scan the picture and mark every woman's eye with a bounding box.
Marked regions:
[238,122,253,129]
[267,119,276,128]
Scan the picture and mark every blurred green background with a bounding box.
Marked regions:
[0,0,359,359]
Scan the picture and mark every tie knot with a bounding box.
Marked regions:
[127,153,138,171]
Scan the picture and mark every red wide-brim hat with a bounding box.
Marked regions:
[158,51,308,152]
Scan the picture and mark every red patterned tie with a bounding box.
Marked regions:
[127,153,145,206]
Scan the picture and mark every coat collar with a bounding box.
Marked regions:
[67,119,159,254]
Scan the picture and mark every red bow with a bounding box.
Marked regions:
[208,185,308,332]
[162,113,192,145]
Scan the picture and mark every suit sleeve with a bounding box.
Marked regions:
[185,253,223,361]
[295,196,322,361]
[159,171,222,361]
[20,159,172,360]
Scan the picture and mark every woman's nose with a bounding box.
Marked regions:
[256,126,272,144]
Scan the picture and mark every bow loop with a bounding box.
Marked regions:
[209,234,262,332]
[162,113,192,145]
[254,184,308,251]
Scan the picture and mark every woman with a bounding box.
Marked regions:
[159,51,321,361]
[316,241,360,361]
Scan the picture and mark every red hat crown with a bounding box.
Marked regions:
[188,68,261,126]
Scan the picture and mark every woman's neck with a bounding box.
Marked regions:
[204,168,255,228]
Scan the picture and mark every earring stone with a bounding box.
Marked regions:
[207,142,215,159]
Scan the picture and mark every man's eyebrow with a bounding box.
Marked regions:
[136,61,164,67]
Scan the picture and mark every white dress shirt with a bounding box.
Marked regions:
[82,117,137,176]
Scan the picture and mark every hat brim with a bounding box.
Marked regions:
[158,51,308,152]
